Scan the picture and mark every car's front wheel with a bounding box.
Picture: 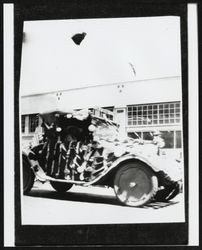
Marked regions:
[50,181,73,193]
[114,162,158,207]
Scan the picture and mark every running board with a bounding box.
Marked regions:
[32,165,87,185]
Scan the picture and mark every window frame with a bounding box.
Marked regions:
[28,113,39,133]
[21,115,26,133]
[127,102,181,127]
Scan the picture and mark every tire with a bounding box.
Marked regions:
[154,182,180,202]
[50,181,73,193]
[23,156,35,194]
[114,162,158,207]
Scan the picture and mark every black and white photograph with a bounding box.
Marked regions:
[3,0,199,247]
[20,16,185,225]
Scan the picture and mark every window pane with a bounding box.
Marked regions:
[143,110,147,116]
[153,109,157,114]
[21,115,25,133]
[29,114,39,133]
[143,132,153,140]
[143,119,147,125]
[176,131,182,148]
[138,119,142,125]
[128,132,141,139]
[161,131,174,148]
[127,102,181,126]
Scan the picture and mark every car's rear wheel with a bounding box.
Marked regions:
[50,181,73,193]
[114,162,158,207]
[23,156,35,194]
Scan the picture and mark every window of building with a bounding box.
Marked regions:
[160,131,174,148]
[100,106,114,120]
[176,130,182,148]
[127,130,182,149]
[127,132,141,139]
[143,131,153,141]
[21,115,26,133]
[29,114,39,133]
[127,102,181,126]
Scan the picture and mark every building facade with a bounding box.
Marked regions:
[21,76,183,159]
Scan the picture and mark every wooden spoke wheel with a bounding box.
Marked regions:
[50,181,73,193]
[23,156,35,194]
[114,162,158,207]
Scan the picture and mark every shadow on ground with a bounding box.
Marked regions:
[25,187,179,209]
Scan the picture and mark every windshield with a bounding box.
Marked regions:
[91,116,120,142]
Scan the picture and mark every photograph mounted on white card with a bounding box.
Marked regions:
[19,16,185,225]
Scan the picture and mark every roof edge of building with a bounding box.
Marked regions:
[21,75,181,98]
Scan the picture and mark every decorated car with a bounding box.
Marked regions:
[22,108,183,207]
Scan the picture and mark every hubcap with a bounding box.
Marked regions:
[116,167,151,204]
[129,182,137,188]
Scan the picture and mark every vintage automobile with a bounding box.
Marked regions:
[22,108,183,207]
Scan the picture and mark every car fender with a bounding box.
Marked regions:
[107,153,182,183]
[88,154,160,186]
[22,150,47,181]
[109,153,160,172]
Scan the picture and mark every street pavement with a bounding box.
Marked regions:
[22,180,185,225]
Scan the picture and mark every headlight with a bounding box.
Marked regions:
[88,124,96,132]
[56,127,62,132]
[66,114,72,118]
